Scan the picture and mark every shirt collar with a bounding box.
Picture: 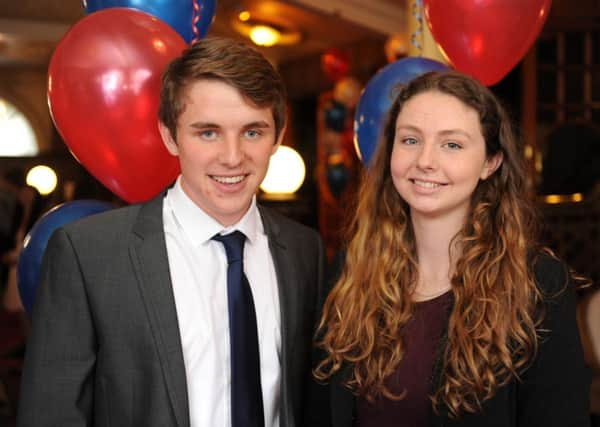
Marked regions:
[166,176,263,246]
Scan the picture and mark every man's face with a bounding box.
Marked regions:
[159,79,283,226]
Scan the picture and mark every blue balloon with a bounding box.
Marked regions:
[17,200,114,316]
[83,0,216,43]
[324,100,347,133]
[354,57,449,165]
[327,163,349,198]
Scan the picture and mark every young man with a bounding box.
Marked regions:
[18,37,324,427]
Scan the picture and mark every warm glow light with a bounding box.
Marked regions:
[260,146,306,196]
[232,17,301,47]
[249,25,281,47]
[534,152,543,173]
[238,10,251,21]
[0,98,38,157]
[26,165,57,195]
[544,195,561,204]
[543,193,584,204]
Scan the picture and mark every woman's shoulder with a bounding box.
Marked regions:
[530,250,571,295]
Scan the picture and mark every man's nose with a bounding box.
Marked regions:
[220,138,244,166]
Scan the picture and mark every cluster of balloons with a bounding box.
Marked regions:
[49,1,216,203]
[20,1,218,314]
[320,49,363,199]
[353,0,550,163]
[321,48,359,134]
[323,76,362,133]
[83,0,216,43]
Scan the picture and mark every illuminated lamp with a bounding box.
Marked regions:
[232,11,301,47]
[249,25,281,47]
[26,165,57,196]
[541,193,584,204]
[260,146,306,199]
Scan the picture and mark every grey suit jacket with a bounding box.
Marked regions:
[18,193,325,427]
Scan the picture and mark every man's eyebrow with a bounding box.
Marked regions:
[243,121,271,129]
[188,121,220,129]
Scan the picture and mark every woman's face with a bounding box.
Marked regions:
[390,90,501,223]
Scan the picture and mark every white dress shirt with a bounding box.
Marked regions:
[163,177,281,427]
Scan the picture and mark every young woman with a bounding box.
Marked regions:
[308,71,590,427]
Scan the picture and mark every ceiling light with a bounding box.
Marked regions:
[238,10,251,22]
[232,15,301,47]
[249,25,281,47]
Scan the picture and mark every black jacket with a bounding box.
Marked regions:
[305,253,591,427]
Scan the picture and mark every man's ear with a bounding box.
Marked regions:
[158,121,179,156]
[481,152,503,180]
[271,124,286,155]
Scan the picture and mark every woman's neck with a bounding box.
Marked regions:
[411,211,464,301]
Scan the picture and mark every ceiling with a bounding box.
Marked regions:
[0,0,406,68]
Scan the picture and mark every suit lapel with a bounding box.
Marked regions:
[129,194,190,427]
[259,206,300,426]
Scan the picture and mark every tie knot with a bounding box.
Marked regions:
[212,230,246,264]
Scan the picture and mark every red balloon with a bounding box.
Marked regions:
[424,0,551,86]
[48,8,186,203]
[321,48,351,82]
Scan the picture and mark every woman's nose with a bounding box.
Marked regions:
[416,143,437,170]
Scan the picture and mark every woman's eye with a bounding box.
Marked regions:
[444,141,462,150]
[402,137,418,145]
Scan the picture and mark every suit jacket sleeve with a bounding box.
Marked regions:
[517,255,591,426]
[18,227,96,427]
[302,250,347,427]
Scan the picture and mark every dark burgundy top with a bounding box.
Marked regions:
[354,291,452,427]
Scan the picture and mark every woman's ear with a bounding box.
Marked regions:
[481,152,503,180]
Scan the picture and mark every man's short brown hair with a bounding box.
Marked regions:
[158,36,287,142]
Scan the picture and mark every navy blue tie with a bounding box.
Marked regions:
[213,231,265,427]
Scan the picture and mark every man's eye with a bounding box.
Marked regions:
[200,130,217,139]
[245,129,261,139]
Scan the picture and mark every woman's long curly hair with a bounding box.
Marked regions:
[314,71,542,417]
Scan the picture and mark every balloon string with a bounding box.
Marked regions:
[191,0,202,44]
[410,0,423,55]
